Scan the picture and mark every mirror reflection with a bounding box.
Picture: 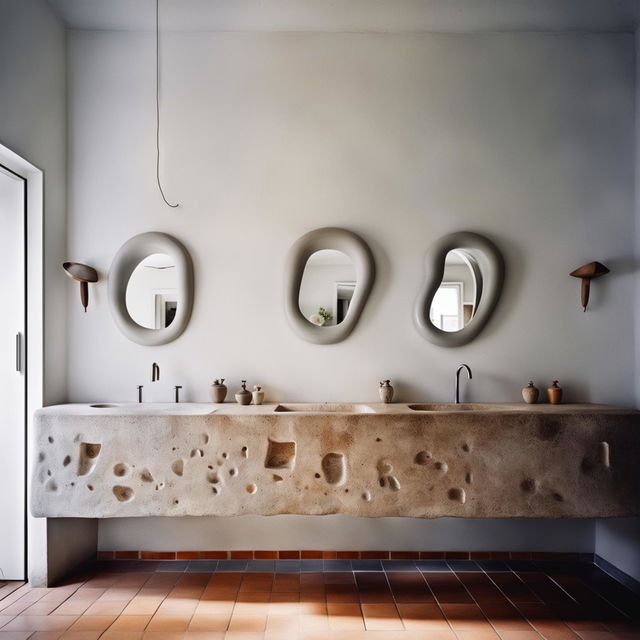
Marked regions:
[126,253,178,329]
[299,250,356,326]
[429,250,479,332]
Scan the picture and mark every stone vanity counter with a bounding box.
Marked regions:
[31,403,640,519]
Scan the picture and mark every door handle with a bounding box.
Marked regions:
[15,332,21,372]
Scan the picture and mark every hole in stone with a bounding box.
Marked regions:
[140,469,154,483]
[48,436,54,443]
[265,440,296,470]
[362,491,372,501]
[208,465,213,470]
[78,442,102,476]
[273,474,283,482]
[314,473,321,479]
[448,487,466,504]
[599,441,610,468]
[241,446,248,458]
[376,438,382,442]
[387,476,401,491]
[207,471,220,484]
[174,499,179,504]
[465,472,473,484]
[201,433,209,445]
[229,468,237,477]
[38,452,45,462]
[190,449,204,458]
[377,459,393,475]
[415,451,432,465]
[379,477,386,487]
[212,486,218,494]
[46,479,57,492]
[171,460,184,476]
[520,478,538,493]
[581,458,595,474]
[462,443,471,452]
[222,452,228,459]
[435,461,448,473]
[87,484,94,491]
[113,485,134,502]
[345,488,349,493]
[63,455,71,467]
[322,452,346,486]
[113,463,129,477]
[47,469,51,476]
[70,482,75,487]
[246,483,257,494]
[552,491,564,502]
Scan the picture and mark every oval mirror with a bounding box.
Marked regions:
[415,232,504,347]
[299,250,356,327]
[285,227,375,344]
[108,233,194,346]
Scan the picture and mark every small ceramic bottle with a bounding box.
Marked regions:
[547,380,563,404]
[235,380,252,405]
[209,379,227,403]
[379,380,394,404]
[252,385,265,405]
[522,381,539,404]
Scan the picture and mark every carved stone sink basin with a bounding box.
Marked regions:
[87,403,216,416]
[274,403,376,414]
[408,403,513,412]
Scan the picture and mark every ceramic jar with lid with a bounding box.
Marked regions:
[379,380,394,404]
[209,379,227,403]
[522,381,539,404]
[235,380,252,405]
[547,380,563,404]
[252,385,265,405]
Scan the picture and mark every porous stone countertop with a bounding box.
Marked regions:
[31,402,640,519]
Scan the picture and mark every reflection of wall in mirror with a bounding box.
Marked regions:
[126,255,179,329]
[299,264,356,326]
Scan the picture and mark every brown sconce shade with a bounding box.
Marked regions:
[569,261,609,311]
[63,262,99,312]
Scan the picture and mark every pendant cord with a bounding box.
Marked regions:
[156,0,179,208]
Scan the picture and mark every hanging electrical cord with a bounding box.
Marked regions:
[156,0,179,208]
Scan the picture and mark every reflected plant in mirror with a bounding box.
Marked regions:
[125,253,178,330]
[415,231,504,347]
[299,250,356,327]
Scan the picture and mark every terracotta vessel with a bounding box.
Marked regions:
[235,380,252,405]
[547,380,563,404]
[209,379,227,403]
[522,381,539,404]
[379,380,394,404]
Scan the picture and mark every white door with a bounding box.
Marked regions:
[0,164,26,580]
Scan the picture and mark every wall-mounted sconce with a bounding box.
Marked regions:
[569,261,609,311]
[63,262,99,312]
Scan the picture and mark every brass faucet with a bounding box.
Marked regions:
[455,364,472,404]
[152,362,160,382]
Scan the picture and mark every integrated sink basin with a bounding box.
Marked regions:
[408,403,513,412]
[86,403,216,416]
[274,403,376,414]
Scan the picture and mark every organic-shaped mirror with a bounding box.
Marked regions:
[285,228,375,344]
[109,232,193,346]
[415,232,504,347]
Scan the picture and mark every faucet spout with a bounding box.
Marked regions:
[455,364,472,404]
[152,362,160,382]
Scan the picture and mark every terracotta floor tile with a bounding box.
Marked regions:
[101,632,145,640]
[223,632,266,640]
[68,616,118,632]
[155,600,198,616]
[361,604,404,631]
[183,633,224,640]
[83,600,129,616]
[498,631,545,640]
[481,604,533,631]
[0,617,14,629]
[145,615,192,632]
[298,612,330,632]
[187,614,231,631]
[58,632,103,640]
[273,575,300,592]
[327,603,365,631]
[455,630,502,640]
[575,633,620,640]
[141,632,187,640]
[532,621,581,640]
[227,614,267,632]
[0,633,35,640]
[29,632,65,640]
[121,599,163,616]
[268,592,299,615]
[397,603,450,631]
[266,614,299,633]
[441,604,492,631]
[194,601,234,615]
[3,616,79,632]
[110,615,153,631]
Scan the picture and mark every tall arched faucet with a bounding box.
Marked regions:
[455,364,472,404]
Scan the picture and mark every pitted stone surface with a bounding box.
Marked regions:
[30,403,640,519]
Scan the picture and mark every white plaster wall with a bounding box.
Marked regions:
[65,30,636,551]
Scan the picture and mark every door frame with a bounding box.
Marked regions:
[0,142,44,583]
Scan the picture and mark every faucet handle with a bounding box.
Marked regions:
[174,385,182,403]
[137,385,143,403]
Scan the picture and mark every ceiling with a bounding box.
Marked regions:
[46,0,640,32]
